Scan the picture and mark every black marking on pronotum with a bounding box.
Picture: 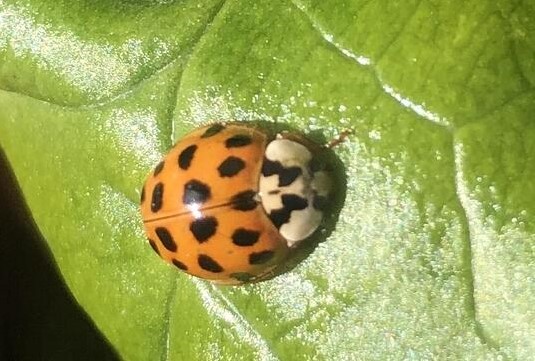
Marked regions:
[281,194,308,211]
[279,167,302,187]
[249,250,275,265]
[230,272,254,282]
[183,179,211,205]
[261,158,302,187]
[230,190,258,211]
[190,217,218,243]
[261,158,280,176]
[218,156,246,177]
[201,124,225,138]
[178,144,197,170]
[148,238,160,255]
[232,228,260,246]
[268,194,308,229]
[268,209,290,229]
[151,182,164,212]
[155,227,177,252]
[225,134,252,148]
[172,259,188,271]
[198,254,224,273]
[153,161,165,176]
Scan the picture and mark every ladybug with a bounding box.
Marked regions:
[140,122,333,284]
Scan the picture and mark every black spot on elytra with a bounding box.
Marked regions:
[178,145,197,170]
[155,227,177,252]
[249,250,274,265]
[201,124,225,138]
[313,195,328,211]
[268,194,308,229]
[153,161,165,176]
[198,254,224,273]
[232,228,260,246]
[140,185,146,203]
[218,156,245,177]
[230,272,254,282]
[225,134,252,148]
[230,190,258,211]
[172,259,188,271]
[148,238,159,255]
[151,182,164,212]
[190,217,218,243]
[261,158,302,187]
[183,179,211,205]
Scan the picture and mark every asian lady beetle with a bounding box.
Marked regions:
[140,122,333,284]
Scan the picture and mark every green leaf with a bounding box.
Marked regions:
[0,0,533,360]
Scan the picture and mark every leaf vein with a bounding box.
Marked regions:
[289,0,448,127]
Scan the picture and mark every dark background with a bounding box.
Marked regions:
[0,151,119,361]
